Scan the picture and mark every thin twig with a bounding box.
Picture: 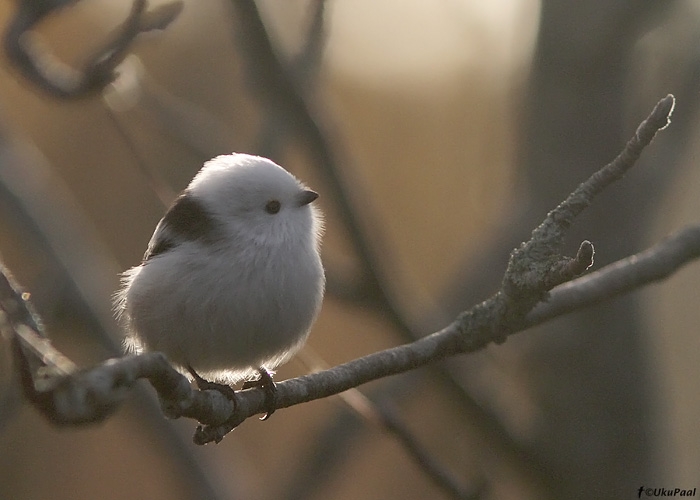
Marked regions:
[528,95,674,248]
[377,402,485,500]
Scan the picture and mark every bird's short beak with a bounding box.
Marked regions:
[298,189,319,206]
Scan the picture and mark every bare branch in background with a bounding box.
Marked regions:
[230,3,492,496]
[229,3,518,494]
[296,346,484,500]
[3,0,183,98]
[0,117,241,500]
[228,0,385,298]
[376,401,485,500]
[227,2,557,488]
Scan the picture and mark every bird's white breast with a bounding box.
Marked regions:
[121,234,324,382]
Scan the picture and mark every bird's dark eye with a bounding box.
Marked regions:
[265,200,281,214]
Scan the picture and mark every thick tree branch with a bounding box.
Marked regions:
[4,95,682,446]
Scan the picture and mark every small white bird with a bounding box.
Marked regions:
[115,153,325,398]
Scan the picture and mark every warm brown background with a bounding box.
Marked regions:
[0,1,697,499]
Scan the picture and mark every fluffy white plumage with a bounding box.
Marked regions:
[115,153,325,383]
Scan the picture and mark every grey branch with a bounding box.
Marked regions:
[3,0,183,98]
[231,5,484,496]
[526,224,700,326]
[6,95,685,445]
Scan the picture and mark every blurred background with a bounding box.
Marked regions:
[0,0,698,499]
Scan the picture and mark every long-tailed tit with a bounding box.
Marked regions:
[115,153,325,404]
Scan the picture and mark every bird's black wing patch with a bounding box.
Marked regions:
[143,192,221,262]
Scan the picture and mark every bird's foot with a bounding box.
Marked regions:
[242,367,277,420]
[187,364,237,401]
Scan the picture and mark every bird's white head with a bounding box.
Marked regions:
[188,153,322,246]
